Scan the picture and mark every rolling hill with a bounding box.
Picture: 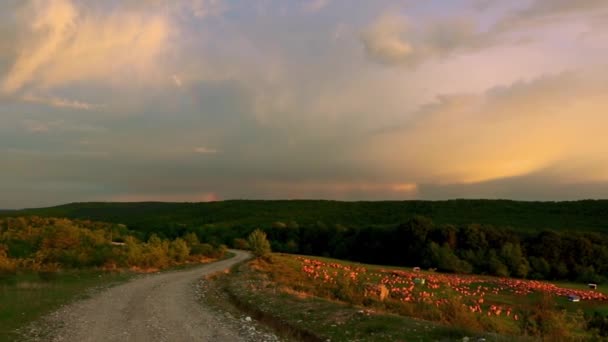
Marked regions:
[4,199,608,233]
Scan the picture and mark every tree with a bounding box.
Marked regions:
[248,229,271,258]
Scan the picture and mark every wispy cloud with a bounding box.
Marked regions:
[361,0,608,68]
[303,0,330,13]
[190,0,228,18]
[22,93,99,110]
[360,13,490,67]
[194,146,219,154]
[22,119,105,134]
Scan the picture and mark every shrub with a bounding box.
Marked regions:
[233,238,249,250]
[248,229,271,258]
[0,245,16,278]
[191,243,214,257]
[169,238,190,262]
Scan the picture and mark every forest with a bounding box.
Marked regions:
[197,216,606,283]
[3,200,608,283]
[7,199,608,237]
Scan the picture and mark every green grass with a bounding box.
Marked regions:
[213,253,608,341]
[208,256,528,341]
[0,270,133,342]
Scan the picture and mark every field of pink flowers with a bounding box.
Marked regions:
[298,256,608,320]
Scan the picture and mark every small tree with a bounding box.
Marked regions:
[248,229,271,258]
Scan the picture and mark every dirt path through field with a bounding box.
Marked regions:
[31,250,261,342]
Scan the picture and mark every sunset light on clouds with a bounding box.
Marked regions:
[2,0,608,208]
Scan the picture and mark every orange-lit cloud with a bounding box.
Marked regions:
[108,192,220,203]
[251,181,418,199]
[362,69,608,185]
[2,0,170,94]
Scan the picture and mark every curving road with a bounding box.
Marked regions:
[45,250,252,342]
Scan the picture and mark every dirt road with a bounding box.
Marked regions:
[33,250,264,342]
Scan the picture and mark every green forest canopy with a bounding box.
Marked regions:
[4,199,608,234]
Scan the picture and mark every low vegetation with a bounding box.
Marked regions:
[215,253,608,341]
[0,270,132,342]
[248,229,271,258]
[0,216,228,340]
[0,216,226,274]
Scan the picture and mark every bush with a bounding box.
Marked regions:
[587,312,608,337]
[233,238,249,250]
[169,238,190,263]
[0,245,16,278]
[191,243,214,257]
[248,229,271,258]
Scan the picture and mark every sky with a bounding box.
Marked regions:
[1,0,608,208]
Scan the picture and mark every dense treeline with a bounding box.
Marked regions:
[0,217,226,276]
[7,199,608,236]
[196,217,608,283]
[4,200,608,282]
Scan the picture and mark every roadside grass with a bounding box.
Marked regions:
[206,255,524,342]
[0,270,133,342]
[209,253,608,341]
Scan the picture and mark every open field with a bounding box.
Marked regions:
[0,270,132,342]
[214,253,608,341]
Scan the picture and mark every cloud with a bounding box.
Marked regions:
[108,192,219,202]
[190,0,228,18]
[360,13,489,67]
[22,93,99,110]
[361,1,608,68]
[194,146,219,154]
[22,119,49,133]
[171,74,183,87]
[360,14,414,65]
[1,0,170,94]
[504,0,608,23]
[303,0,331,13]
[241,180,419,200]
[22,119,105,133]
[362,67,608,185]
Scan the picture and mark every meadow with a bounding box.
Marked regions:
[219,253,608,341]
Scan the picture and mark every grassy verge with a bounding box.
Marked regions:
[205,255,521,342]
[205,253,608,341]
[0,270,133,342]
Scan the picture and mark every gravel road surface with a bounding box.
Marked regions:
[24,250,275,342]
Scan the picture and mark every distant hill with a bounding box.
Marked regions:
[3,199,608,233]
